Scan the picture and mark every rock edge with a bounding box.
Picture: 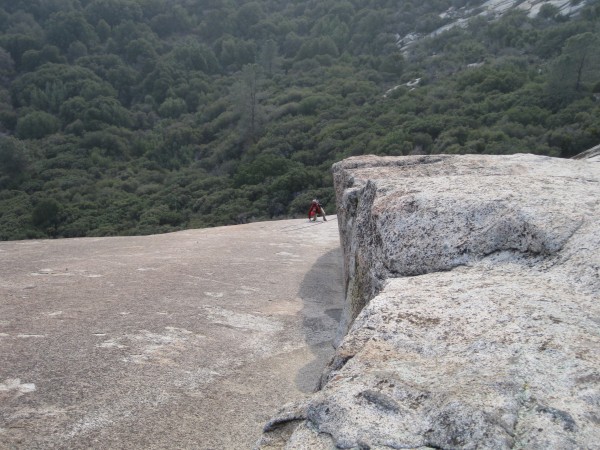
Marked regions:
[258,154,599,449]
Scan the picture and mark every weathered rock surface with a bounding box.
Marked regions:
[258,154,599,449]
[0,218,343,449]
[573,143,600,162]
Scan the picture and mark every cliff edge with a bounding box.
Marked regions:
[259,154,599,449]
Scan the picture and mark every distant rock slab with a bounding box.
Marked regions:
[572,143,600,162]
[258,154,599,449]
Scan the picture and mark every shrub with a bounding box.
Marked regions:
[16,111,60,139]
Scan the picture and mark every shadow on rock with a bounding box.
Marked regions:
[295,247,344,393]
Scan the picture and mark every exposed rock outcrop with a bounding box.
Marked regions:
[398,0,589,52]
[572,143,600,162]
[258,154,599,449]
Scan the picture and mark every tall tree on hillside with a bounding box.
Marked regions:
[0,136,28,187]
[547,32,600,105]
[565,32,600,92]
[236,63,264,145]
[259,39,278,77]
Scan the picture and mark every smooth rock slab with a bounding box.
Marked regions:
[0,218,342,449]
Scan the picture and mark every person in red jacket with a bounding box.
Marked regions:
[308,199,327,222]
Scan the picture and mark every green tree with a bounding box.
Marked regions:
[83,96,132,129]
[235,64,264,144]
[124,38,158,72]
[96,19,111,42]
[547,32,600,105]
[21,45,66,71]
[0,47,15,86]
[158,97,187,118]
[234,153,292,186]
[0,136,28,187]
[282,31,302,58]
[259,39,278,76]
[32,198,63,237]
[296,37,339,60]
[235,2,264,36]
[561,32,600,91]
[16,111,60,139]
[84,0,143,27]
[68,41,88,61]
[150,5,191,37]
[46,11,97,51]
[11,64,116,111]
[199,8,234,40]
[538,4,561,20]
[0,33,41,67]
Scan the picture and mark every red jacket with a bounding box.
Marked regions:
[308,203,322,218]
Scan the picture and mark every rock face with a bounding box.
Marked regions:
[573,143,600,162]
[0,219,343,449]
[398,0,589,51]
[258,154,599,449]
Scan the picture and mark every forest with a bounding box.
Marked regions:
[0,0,599,240]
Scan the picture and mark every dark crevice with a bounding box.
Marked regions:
[318,354,355,389]
[262,418,304,433]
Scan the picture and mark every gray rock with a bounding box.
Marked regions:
[260,154,600,449]
[0,218,344,449]
[573,144,600,162]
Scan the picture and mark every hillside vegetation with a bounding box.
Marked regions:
[0,0,599,240]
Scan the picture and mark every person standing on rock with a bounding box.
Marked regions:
[308,199,327,222]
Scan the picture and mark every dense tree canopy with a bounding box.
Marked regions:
[0,0,599,240]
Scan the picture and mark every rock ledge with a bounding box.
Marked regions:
[258,154,599,449]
